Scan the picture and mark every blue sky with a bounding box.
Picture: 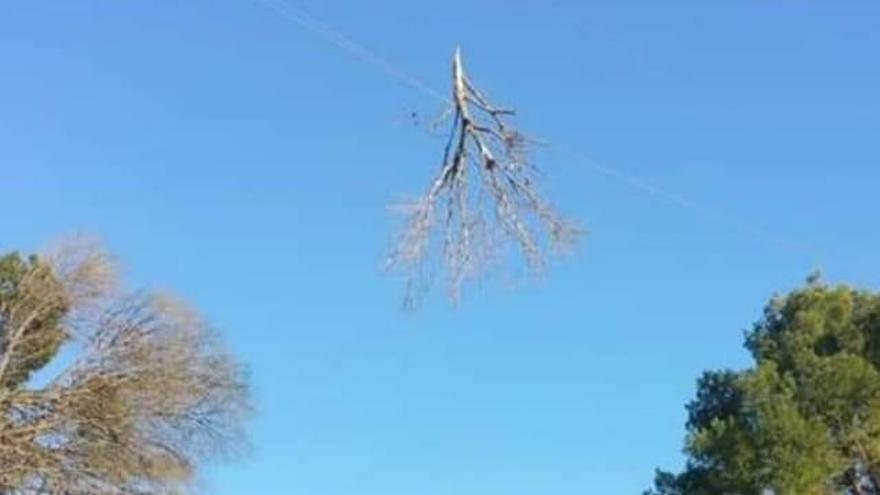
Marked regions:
[2,1,879,493]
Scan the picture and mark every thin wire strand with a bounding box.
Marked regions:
[248,0,823,265]
[252,0,450,104]
[551,147,822,260]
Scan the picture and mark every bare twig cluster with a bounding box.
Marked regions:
[387,48,579,307]
[0,239,250,495]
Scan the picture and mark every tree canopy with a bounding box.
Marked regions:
[645,279,880,495]
[0,241,251,494]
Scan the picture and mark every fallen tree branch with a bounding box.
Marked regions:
[387,47,580,308]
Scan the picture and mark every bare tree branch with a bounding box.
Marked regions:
[387,47,580,308]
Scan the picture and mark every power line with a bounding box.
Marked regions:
[551,146,821,260]
[251,0,449,104]
[248,0,822,265]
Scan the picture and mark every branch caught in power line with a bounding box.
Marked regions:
[386,48,581,307]
[248,0,824,271]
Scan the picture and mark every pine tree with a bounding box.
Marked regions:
[646,279,880,495]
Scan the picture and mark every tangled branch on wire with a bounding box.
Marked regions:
[387,48,580,308]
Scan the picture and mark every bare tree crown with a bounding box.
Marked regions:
[387,48,579,307]
[0,239,251,495]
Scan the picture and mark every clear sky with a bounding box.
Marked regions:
[2,1,879,493]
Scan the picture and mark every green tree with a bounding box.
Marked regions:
[0,241,251,494]
[0,252,67,389]
[645,279,880,495]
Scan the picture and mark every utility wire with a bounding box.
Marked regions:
[252,0,449,103]
[552,146,821,260]
[249,0,822,264]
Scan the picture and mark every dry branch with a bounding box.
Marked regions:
[387,48,579,307]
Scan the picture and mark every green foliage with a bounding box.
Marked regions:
[0,251,68,389]
[0,242,251,494]
[646,279,880,495]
